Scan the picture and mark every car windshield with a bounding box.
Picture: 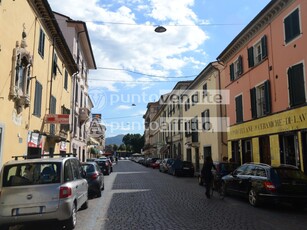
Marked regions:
[2,162,61,187]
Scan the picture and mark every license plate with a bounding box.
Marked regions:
[13,206,43,216]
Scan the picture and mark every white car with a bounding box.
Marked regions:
[0,155,88,230]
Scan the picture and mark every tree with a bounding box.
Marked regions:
[122,133,144,153]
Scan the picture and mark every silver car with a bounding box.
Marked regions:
[0,156,88,230]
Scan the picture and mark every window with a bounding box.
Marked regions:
[184,98,190,111]
[38,28,45,58]
[288,63,305,107]
[235,95,243,123]
[52,54,58,77]
[191,92,198,105]
[203,83,207,97]
[201,109,210,131]
[250,80,271,118]
[284,8,301,43]
[230,56,243,81]
[50,95,56,135]
[33,81,42,117]
[248,35,267,68]
[64,70,68,90]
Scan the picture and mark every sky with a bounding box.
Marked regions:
[49,0,271,138]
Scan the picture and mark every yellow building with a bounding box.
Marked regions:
[181,62,228,172]
[0,0,78,167]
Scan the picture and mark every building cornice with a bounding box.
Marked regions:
[217,0,295,63]
[28,0,78,74]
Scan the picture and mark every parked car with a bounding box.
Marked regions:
[95,159,112,175]
[159,158,174,173]
[198,161,240,186]
[0,154,88,230]
[81,162,104,198]
[168,160,195,177]
[151,159,162,169]
[221,163,307,207]
[147,158,160,168]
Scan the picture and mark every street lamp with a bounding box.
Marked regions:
[154,26,167,33]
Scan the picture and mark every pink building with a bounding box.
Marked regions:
[217,0,307,172]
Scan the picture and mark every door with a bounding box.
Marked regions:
[259,136,271,165]
[195,147,200,173]
[279,133,300,167]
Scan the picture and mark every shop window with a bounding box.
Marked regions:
[284,8,301,44]
[230,55,243,81]
[288,63,305,107]
[250,80,271,118]
[235,95,243,123]
[248,35,267,68]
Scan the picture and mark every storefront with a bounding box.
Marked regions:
[228,106,307,173]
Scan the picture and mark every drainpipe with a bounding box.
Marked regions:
[212,63,227,161]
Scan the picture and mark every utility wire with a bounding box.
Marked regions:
[96,67,197,78]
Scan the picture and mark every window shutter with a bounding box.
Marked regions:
[261,35,267,58]
[34,81,42,117]
[230,63,234,81]
[288,63,305,106]
[235,95,243,123]
[238,55,243,75]
[53,55,57,76]
[250,88,257,119]
[248,47,254,68]
[264,80,271,114]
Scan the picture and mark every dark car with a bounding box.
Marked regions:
[221,163,307,207]
[168,160,194,177]
[95,159,112,175]
[81,162,104,198]
[151,159,162,169]
[198,161,240,186]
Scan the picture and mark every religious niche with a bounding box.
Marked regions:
[9,26,33,114]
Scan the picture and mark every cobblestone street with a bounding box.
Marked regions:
[10,160,307,230]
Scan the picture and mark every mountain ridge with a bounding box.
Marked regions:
[105,134,124,146]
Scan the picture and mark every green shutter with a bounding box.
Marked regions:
[261,35,267,58]
[288,63,305,106]
[230,63,234,81]
[250,88,257,118]
[248,47,254,68]
[264,80,271,114]
[235,95,243,123]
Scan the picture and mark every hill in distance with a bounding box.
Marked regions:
[105,134,124,146]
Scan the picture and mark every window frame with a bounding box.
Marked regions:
[284,7,301,44]
[38,28,45,58]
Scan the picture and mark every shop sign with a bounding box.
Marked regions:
[45,114,69,124]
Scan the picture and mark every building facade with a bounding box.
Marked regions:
[218,0,307,172]
[181,62,228,172]
[0,0,78,167]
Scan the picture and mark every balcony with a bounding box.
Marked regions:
[79,107,90,123]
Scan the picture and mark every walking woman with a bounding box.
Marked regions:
[201,156,216,199]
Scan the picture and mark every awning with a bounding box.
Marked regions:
[160,145,169,154]
[89,137,100,145]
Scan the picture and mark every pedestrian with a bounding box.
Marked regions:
[201,156,216,199]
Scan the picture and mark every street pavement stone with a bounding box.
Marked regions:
[9,160,307,230]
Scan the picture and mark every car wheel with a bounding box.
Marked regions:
[65,202,77,230]
[97,188,102,198]
[81,199,88,210]
[248,188,259,207]
[198,176,203,186]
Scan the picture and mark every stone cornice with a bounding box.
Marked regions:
[217,0,295,63]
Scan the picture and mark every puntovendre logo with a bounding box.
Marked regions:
[88,89,230,107]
